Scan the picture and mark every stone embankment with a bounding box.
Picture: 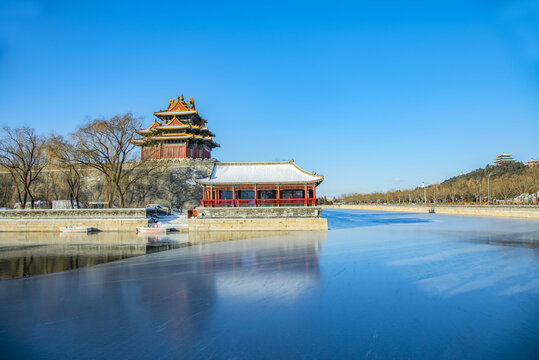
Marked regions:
[189,206,328,231]
[323,204,539,219]
[0,209,151,232]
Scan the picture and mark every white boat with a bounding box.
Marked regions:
[59,227,93,233]
[136,225,170,234]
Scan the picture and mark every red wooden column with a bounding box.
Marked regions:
[232,186,236,207]
[254,185,258,207]
[312,185,316,206]
[202,186,206,206]
[276,185,280,207]
[210,186,213,207]
[304,184,308,206]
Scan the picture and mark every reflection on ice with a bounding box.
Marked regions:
[0,210,538,359]
[216,272,318,300]
[188,230,306,243]
[191,232,326,301]
[0,231,327,359]
[0,231,189,280]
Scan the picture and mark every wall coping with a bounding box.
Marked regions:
[0,208,149,219]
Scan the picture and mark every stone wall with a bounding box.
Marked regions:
[323,204,539,219]
[188,218,328,231]
[0,208,148,219]
[190,206,327,231]
[195,206,323,219]
[126,158,215,210]
[0,208,149,232]
[0,218,148,232]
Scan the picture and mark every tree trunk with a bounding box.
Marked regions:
[106,182,114,208]
[16,187,22,209]
[29,190,34,209]
[114,181,125,208]
[22,190,28,209]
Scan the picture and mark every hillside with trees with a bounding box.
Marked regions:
[341,162,539,205]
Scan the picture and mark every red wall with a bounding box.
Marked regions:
[141,146,211,160]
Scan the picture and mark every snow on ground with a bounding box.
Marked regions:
[154,212,188,229]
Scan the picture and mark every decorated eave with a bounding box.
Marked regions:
[149,134,194,140]
[135,119,162,135]
[203,137,220,147]
[154,110,198,116]
[131,138,146,145]
[196,160,323,186]
[152,116,189,130]
[155,125,189,130]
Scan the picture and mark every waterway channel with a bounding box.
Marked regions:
[0,210,538,359]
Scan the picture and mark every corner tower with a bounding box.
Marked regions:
[133,94,220,160]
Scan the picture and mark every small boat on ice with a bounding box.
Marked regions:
[136,225,170,234]
[59,227,94,233]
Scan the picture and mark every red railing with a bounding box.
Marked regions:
[201,198,318,207]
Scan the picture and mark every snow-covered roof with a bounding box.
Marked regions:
[196,161,324,185]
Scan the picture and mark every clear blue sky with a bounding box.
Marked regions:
[1,0,538,197]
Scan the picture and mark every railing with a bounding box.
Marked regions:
[201,198,318,207]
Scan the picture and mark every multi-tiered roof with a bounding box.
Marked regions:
[133,94,219,160]
[494,152,515,165]
[526,158,538,167]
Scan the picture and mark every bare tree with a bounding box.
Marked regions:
[71,113,158,208]
[0,127,48,208]
[48,135,84,208]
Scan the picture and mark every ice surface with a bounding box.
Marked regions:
[0,210,538,359]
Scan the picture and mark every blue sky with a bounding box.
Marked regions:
[1,0,538,197]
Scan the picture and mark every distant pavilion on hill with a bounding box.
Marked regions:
[132,94,220,160]
[494,152,515,165]
[526,158,538,167]
[196,161,323,207]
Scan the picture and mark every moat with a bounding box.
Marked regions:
[0,210,538,359]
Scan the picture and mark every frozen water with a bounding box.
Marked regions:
[0,231,189,280]
[0,209,538,359]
